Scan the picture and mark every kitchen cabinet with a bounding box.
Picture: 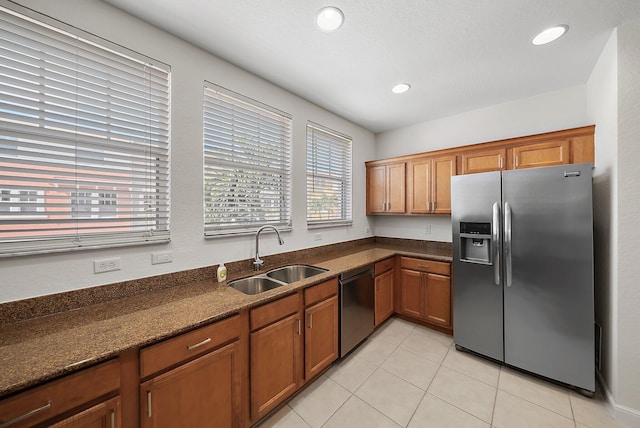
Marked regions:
[366,162,406,214]
[50,397,120,428]
[139,314,245,428]
[374,258,394,327]
[407,155,456,214]
[511,139,570,169]
[397,257,452,332]
[0,359,120,427]
[461,148,506,174]
[303,279,339,381]
[250,293,302,422]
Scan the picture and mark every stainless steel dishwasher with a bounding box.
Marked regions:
[339,264,374,357]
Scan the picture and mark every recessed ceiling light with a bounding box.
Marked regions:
[392,83,411,94]
[316,6,344,32]
[532,25,569,45]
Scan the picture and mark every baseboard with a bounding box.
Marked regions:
[597,370,640,427]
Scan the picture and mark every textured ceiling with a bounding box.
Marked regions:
[103,0,640,133]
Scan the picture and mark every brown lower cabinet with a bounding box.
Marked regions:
[374,258,394,327]
[50,397,120,428]
[139,314,246,428]
[397,257,452,333]
[0,359,121,428]
[304,280,339,381]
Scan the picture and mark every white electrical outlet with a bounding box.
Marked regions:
[94,257,121,274]
[425,225,432,235]
[152,251,173,265]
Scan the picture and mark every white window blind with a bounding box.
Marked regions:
[0,5,170,256]
[203,83,291,236]
[306,123,352,227]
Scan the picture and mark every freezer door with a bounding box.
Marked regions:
[452,171,504,361]
[502,163,594,391]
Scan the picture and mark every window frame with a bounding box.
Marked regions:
[306,122,353,228]
[0,3,171,257]
[203,83,292,237]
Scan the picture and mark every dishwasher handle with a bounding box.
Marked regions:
[339,265,374,283]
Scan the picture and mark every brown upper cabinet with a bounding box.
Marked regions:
[366,162,406,214]
[511,139,569,169]
[461,148,506,174]
[407,155,456,215]
[366,125,594,216]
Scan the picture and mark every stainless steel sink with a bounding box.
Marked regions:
[228,264,328,295]
[228,276,286,295]
[266,265,328,284]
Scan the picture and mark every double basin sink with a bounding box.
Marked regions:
[229,265,328,295]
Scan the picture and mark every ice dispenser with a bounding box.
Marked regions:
[459,222,492,264]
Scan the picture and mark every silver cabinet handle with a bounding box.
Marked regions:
[504,201,512,287]
[417,264,429,270]
[186,337,211,351]
[111,409,116,428]
[309,314,313,329]
[147,391,152,418]
[0,401,51,427]
[499,157,503,169]
[492,202,501,286]
[297,319,301,335]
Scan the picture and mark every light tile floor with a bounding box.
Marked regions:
[258,317,626,428]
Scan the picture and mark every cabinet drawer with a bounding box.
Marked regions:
[304,278,338,306]
[251,293,300,331]
[400,257,450,275]
[374,258,394,276]
[140,314,240,378]
[0,359,120,427]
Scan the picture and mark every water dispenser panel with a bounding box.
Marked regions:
[459,222,492,264]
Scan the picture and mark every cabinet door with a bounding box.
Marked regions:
[305,295,339,380]
[386,163,406,213]
[407,158,431,214]
[398,269,423,319]
[461,148,506,174]
[512,140,570,169]
[50,397,120,428]
[425,273,451,328]
[375,269,394,327]
[366,165,387,214]
[141,341,240,428]
[250,313,302,421]
[432,155,456,214]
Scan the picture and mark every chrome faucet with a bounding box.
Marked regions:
[254,225,284,271]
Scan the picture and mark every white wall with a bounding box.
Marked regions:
[587,27,619,413]
[615,18,640,423]
[374,85,591,241]
[0,0,376,303]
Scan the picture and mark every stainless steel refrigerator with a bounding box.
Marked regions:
[451,163,595,393]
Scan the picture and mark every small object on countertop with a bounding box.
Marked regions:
[217,263,227,282]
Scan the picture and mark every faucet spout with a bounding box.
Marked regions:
[254,225,284,271]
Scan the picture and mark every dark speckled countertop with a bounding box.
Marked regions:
[0,239,451,398]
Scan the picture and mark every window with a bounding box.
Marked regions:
[306,123,352,227]
[0,4,170,256]
[203,83,292,236]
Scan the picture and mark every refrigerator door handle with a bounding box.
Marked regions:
[492,202,501,285]
[504,201,513,287]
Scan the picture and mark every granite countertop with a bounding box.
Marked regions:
[0,242,451,398]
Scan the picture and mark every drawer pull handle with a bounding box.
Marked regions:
[0,401,51,427]
[187,337,212,351]
[417,264,429,269]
